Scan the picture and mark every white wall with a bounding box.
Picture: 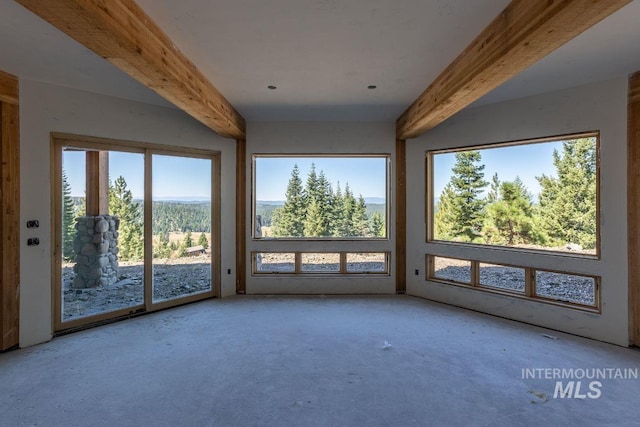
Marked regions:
[18,77,630,346]
[406,78,629,346]
[245,121,396,294]
[19,80,237,347]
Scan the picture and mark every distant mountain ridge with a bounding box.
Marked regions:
[257,197,385,206]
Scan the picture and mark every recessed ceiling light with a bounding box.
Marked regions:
[368,85,377,90]
[268,85,277,90]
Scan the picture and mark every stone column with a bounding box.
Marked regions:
[72,215,120,289]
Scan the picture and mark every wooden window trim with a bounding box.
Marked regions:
[251,251,390,276]
[396,139,406,293]
[427,255,473,286]
[476,261,526,295]
[426,254,600,313]
[251,154,391,242]
[236,139,246,294]
[426,131,601,260]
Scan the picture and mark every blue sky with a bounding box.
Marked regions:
[63,141,567,203]
[433,140,564,202]
[63,151,211,200]
[254,157,388,201]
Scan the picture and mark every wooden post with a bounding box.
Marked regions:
[236,139,246,294]
[396,139,406,293]
[85,151,109,216]
[0,70,20,351]
[628,71,640,346]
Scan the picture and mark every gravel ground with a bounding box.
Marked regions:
[62,256,212,321]
[432,257,595,306]
[256,252,387,273]
[61,252,594,322]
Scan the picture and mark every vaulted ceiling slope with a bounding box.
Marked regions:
[2,0,640,130]
[396,0,633,139]
[13,0,245,139]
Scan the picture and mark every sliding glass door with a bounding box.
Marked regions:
[151,154,213,306]
[53,135,219,331]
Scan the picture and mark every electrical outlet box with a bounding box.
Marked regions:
[26,220,39,228]
[27,237,40,246]
[415,269,420,276]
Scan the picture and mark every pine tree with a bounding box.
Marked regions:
[434,183,457,240]
[353,195,370,236]
[484,177,538,245]
[537,138,597,249]
[183,230,193,248]
[109,176,144,261]
[303,163,319,203]
[302,165,333,236]
[487,173,500,204]
[434,151,488,242]
[315,171,334,235]
[197,232,209,249]
[272,164,305,237]
[336,184,356,236]
[62,170,77,261]
[303,199,325,236]
[445,151,489,241]
[176,242,187,258]
[331,182,344,236]
[370,212,385,237]
[153,233,171,259]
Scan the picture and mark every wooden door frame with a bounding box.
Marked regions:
[396,139,406,293]
[236,139,246,294]
[51,133,221,332]
[0,69,20,351]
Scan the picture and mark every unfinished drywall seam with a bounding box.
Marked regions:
[628,71,640,346]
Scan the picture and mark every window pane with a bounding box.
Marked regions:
[346,253,387,273]
[431,256,471,284]
[62,149,144,322]
[301,253,340,272]
[255,253,295,273]
[431,135,597,256]
[535,271,596,306]
[254,156,387,239]
[479,263,525,293]
[152,154,212,303]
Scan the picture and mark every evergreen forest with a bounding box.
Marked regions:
[266,163,386,238]
[62,175,211,262]
[434,138,597,251]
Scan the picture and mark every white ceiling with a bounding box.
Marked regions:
[1,0,640,123]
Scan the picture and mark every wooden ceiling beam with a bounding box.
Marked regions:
[0,70,19,105]
[396,0,631,140]
[15,0,245,139]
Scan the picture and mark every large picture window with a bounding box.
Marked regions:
[428,133,599,257]
[253,155,389,240]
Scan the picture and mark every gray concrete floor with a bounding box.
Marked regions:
[1,295,639,427]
